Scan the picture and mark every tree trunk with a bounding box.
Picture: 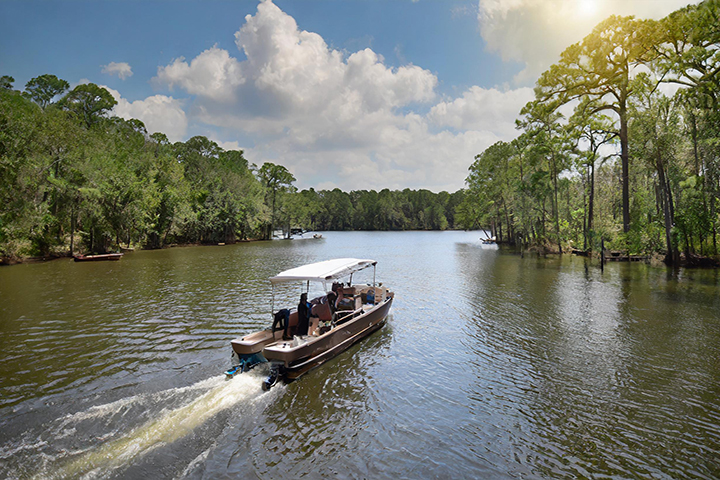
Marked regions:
[69,200,76,256]
[582,168,588,251]
[270,190,276,240]
[502,198,513,245]
[588,158,596,251]
[711,194,717,255]
[656,152,675,265]
[620,102,630,234]
[551,154,561,254]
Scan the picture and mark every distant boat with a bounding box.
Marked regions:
[290,231,324,240]
[480,236,498,249]
[73,253,123,262]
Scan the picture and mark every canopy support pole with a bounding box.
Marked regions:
[373,265,376,287]
[271,284,275,317]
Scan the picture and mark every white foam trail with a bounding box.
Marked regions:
[37,374,264,480]
[58,376,223,428]
[57,395,141,428]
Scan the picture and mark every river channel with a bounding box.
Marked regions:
[1,231,719,479]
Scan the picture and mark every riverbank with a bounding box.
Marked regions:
[508,241,720,268]
[4,233,720,268]
[0,238,264,266]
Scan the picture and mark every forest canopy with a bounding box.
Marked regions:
[458,0,720,265]
[0,77,462,259]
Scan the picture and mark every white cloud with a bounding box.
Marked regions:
[104,86,188,142]
[212,138,244,152]
[150,0,525,191]
[154,46,244,102]
[429,86,534,138]
[245,112,504,192]
[101,62,133,80]
[155,1,437,135]
[477,0,697,85]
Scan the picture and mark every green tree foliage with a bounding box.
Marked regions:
[519,99,573,252]
[0,78,268,258]
[282,188,461,233]
[257,163,297,239]
[628,78,683,263]
[58,83,117,128]
[536,15,654,234]
[0,76,15,90]
[463,0,720,263]
[461,141,515,240]
[567,110,617,251]
[24,74,70,109]
[0,72,471,262]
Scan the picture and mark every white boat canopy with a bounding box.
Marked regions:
[270,258,377,285]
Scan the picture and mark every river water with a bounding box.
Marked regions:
[1,231,719,479]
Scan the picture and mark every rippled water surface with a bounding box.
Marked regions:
[1,231,720,479]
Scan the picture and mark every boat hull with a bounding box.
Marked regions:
[73,253,123,262]
[263,296,392,380]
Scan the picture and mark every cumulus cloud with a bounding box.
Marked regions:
[101,62,133,80]
[154,47,244,102]
[478,0,696,85]
[104,86,188,142]
[150,0,520,191]
[429,86,534,138]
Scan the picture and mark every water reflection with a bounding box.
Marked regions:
[1,232,720,479]
[228,326,394,478]
[459,251,720,478]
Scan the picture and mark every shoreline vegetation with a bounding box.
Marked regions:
[462,1,720,268]
[2,1,720,268]
[0,80,465,266]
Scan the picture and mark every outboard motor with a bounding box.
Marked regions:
[263,363,284,391]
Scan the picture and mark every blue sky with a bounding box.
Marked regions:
[0,0,694,192]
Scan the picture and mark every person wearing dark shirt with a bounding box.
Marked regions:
[296,293,311,336]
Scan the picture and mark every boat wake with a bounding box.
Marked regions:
[14,372,276,480]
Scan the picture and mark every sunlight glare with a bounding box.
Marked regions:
[578,0,599,17]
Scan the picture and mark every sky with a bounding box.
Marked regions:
[0,0,696,193]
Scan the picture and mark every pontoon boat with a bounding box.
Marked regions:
[227,258,393,390]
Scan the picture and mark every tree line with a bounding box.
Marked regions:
[3,1,718,264]
[0,77,463,260]
[457,0,720,265]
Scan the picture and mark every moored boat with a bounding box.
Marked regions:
[480,235,498,249]
[73,253,124,262]
[227,258,393,390]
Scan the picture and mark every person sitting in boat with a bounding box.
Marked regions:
[332,282,355,311]
[308,291,337,335]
